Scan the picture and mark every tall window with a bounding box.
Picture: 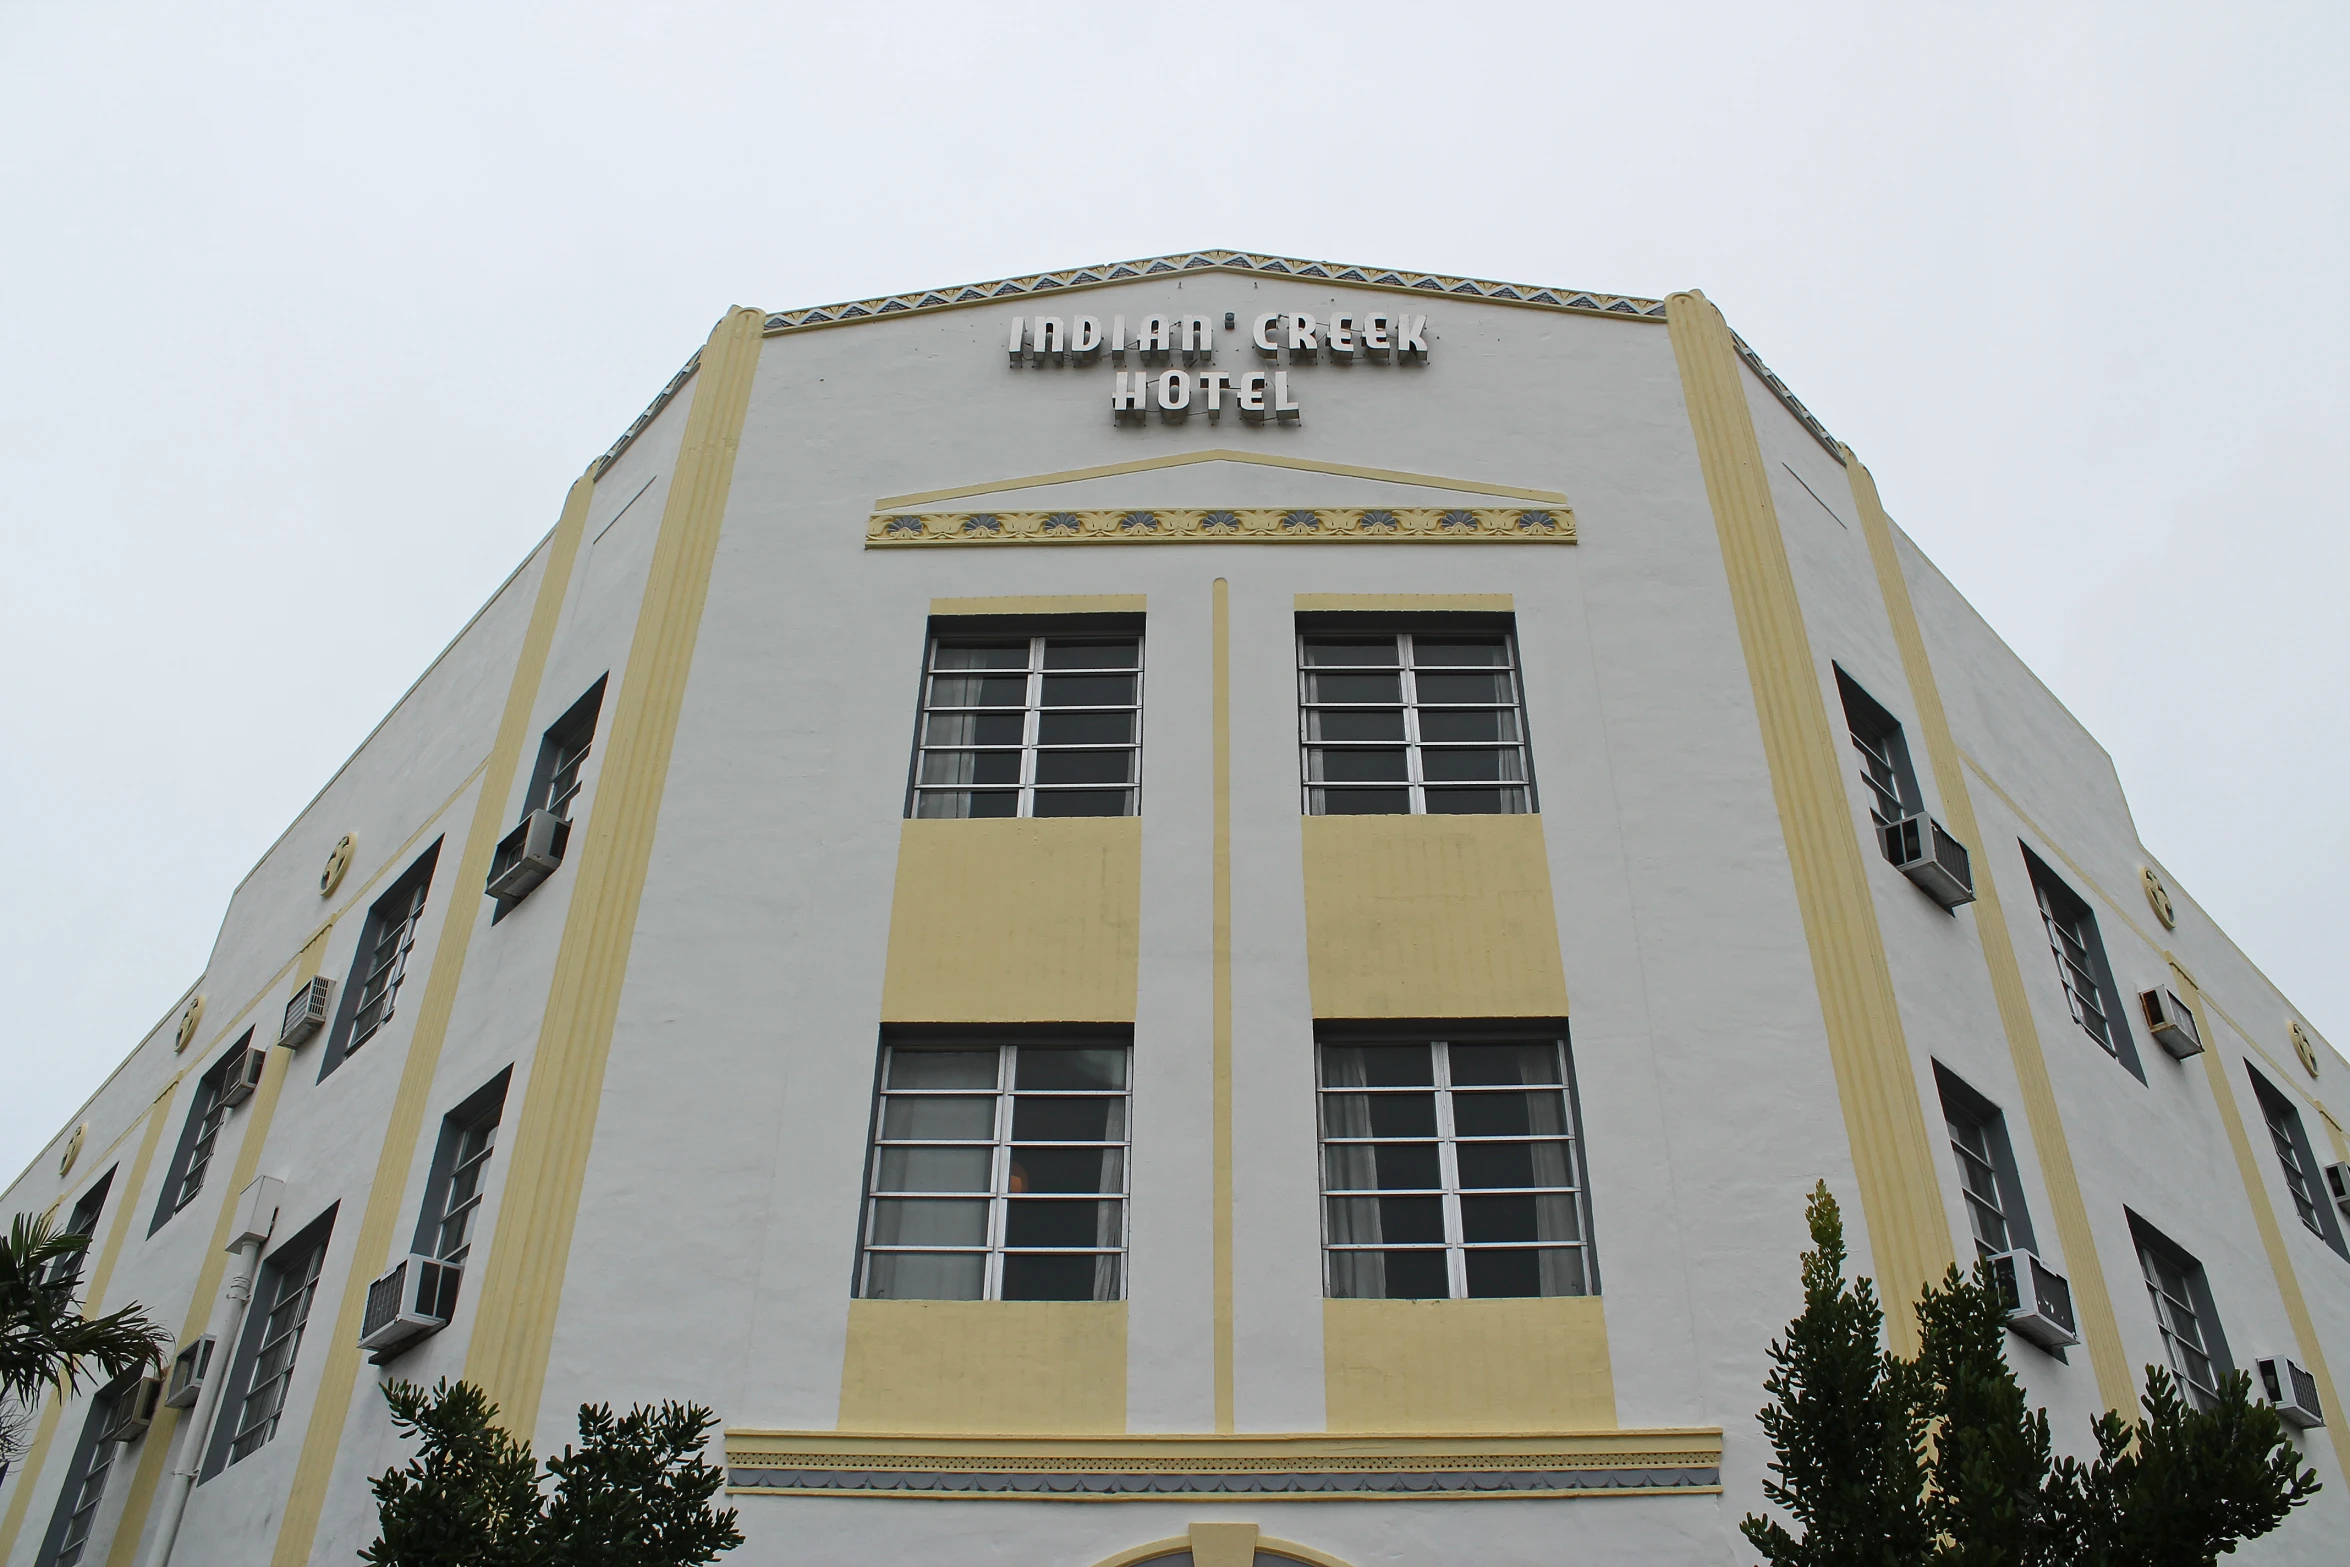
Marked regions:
[910,633,1142,819]
[45,1169,114,1291]
[151,1035,250,1234]
[2247,1065,2347,1257]
[1835,667,1922,832]
[527,677,606,822]
[413,1071,510,1270]
[206,1215,334,1475]
[2023,849,2143,1081]
[38,1380,127,1567]
[1316,1034,1593,1299]
[321,842,441,1078]
[1298,629,1533,815]
[1935,1065,2037,1262]
[858,1039,1129,1302]
[2129,1214,2231,1412]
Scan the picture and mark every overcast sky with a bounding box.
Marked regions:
[2,2,2342,1180]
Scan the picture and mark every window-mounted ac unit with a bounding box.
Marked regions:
[2325,1161,2350,1218]
[2137,988,2204,1060]
[1989,1248,2081,1349]
[163,1336,214,1409]
[98,1376,162,1443]
[279,976,332,1049]
[486,809,571,903]
[2258,1355,2326,1429]
[360,1253,461,1361]
[218,1044,267,1108]
[1881,813,1977,909]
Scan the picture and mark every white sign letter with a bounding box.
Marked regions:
[1008,317,1027,366]
[1111,372,1148,418]
[1071,316,1102,362]
[1326,313,1355,360]
[1274,370,1301,422]
[1180,315,1214,364]
[1285,313,1319,360]
[1252,313,1280,359]
[1238,370,1268,423]
[1156,369,1191,417]
[1363,313,1391,361]
[1398,315,1429,361]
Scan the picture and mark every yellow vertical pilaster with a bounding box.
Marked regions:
[1211,576,1235,1433]
[265,470,602,1567]
[1843,452,2136,1412]
[1665,290,1952,1350]
[463,307,765,1437]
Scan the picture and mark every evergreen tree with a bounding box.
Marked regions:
[1910,1261,2063,1566]
[538,1401,742,1567]
[1742,1182,1930,1567]
[360,1379,542,1567]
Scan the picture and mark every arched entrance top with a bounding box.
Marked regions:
[1089,1524,1357,1567]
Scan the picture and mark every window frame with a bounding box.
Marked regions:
[1933,1065,2040,1263]
[2246,1063,2348,1260]
[34,1375,132,1567]
[1296,624,1536,817]
[1834,666,1924,833]
[2021,847,2146,1083]
[2126,1211,2234,1413]
[906,627,1145,821]
[151,1035,251,1235]
[46,1168,115,1293]
[855,1035,1132,1302]
[318,841,442,1080]
[1314,1028,1596,1301]
[203,1206,336,1479]
[411,1069,512,1269]
[524,676,607,823]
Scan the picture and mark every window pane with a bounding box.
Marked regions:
[1005,1198,1121,1248]
[1320,1092,1438,1139]
[1036,710,1134,745]
[1302,639,1399,667]
[865,1251,984,1300]
[933,644,1029,671]
[1324,1141,1442,1192]
[880,1095,996,1140]
[1412,638,1510,667]
[1424,787,1527,815]
[1457,1140,1574,1189]
[929,674,1029,708]
[1016,1048,1128,1091]
[875,1146,993,1192]
[1012,1095,1127,1142]
[1418,708,1517,743]
[868,1198,988,1247]
[1009,1147,1124,1193]
[1032,789,1131,817]
[1452,1090,1569,1137]
[1035,750,1134,786]
[918,751,1022,786]
[1328,1248,1448,1300]
[1041,673,1137,707]
[924,711,1024,746]
[1305,672,1403,704]
[1449,1043,1563,1086]
[1326,1195,1444,1245]
[1042,639,1139,670]
[1002,1252,1117,1301]
[1313,788,1412,814]
[1461,1193,1582,1244]
[1322,1045,1435,1087]
[1415,671,1513,705]
[1421,749,1525,783]
[1305,709,1407,742]
[913,789,1019,819]
[1465,1246,1584,1298]
[888,1051,998,1090]
[1306,748,1408,783]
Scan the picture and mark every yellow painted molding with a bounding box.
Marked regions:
[0,1093,173,1560]
[1842,452,2134,1412]
[875,447,1570,509]
[1189,1523,1260,1567]
[880,818,1142,1023]
[1666,291,1951,1352]
[1295,593,1514,614]
[931,594,1147,617]
[869,505,1572,547]
[1211,577,1234,1434]
[268,470,602,1566]
[728,1427,1724,1462]
[1323,1296,1615,1432]
[463,305,767,1438]
[836,1300,1126,1434]
[1299,814,1570,1020]
[2172,965,2350,1478]
[105,925,330,1567]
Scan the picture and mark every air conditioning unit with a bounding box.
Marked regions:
[360,1253,462,1360]
[1989,1248,2081,1349]
[1881,813,1977,909]
[217,1044,267,1108]
[2325,1162,2350,1218]
[486,809,572,903]
[163,1337,214,1409]
[98,1376,162,1443]
[2258,1355,2326,1429]
[278,976,332,1048]
[2138,988,2205,1060]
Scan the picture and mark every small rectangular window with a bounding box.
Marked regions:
[412,1070,511,1268]
[151,1035,251,1234]
[525,677,606,822]
[46,1168,115,1291]
[2128,1212,2233,1412]
[2247,1065,2348,1259]
[204,1207,336,1477]
[319,842,442,1079]
[2022,848,2144,1082]
[1299,628,1533,816]
[1316,1030,1594,1299]
[857,1036,1130,1301]
[1834,667,1922,832]
[910,634,1142,819]
[1934,1065,2038,1261]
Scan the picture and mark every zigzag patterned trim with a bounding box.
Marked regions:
[761,250,1667,335]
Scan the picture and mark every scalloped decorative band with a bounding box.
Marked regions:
[866,506,1576,547]
[726,1461,1718,1500]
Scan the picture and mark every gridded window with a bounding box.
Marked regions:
[44,1383,124,1567]
[1299,631,1533,815]
[911,636,1142,819]
[2246,1066,2344,1256]
[1317,1036,1593,1299]
[2022,849,2141,1081]
[859,1040,1129,1301]
[433,1117,496,1266]
[352,881,427,1050]
[45,1170,112,1291]
[1935,1066,2037,1265]
[226,1237,327,1463]
[2139,1241,2221,1410]
[1835,668,1921,832]
[528,676,606,821]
